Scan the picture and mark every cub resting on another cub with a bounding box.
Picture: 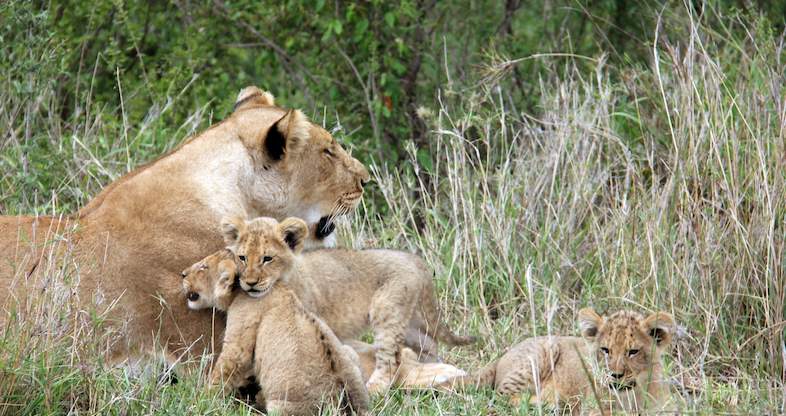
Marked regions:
[441,308,677,415]
[183,245,369,415]
[180,248,467,394]
[219,216,476,393]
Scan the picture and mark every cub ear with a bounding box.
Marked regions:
[578,308,604,340]
[278,217,308,253]
[234,86,275,111]
[220,216,246,248]
[641,311,676,348]
[263,109,309,161]
[215,263,237,296]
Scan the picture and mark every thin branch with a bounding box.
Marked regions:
[336,46,379,143]
[211,0,316,108]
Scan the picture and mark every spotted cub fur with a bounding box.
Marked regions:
[442,308,677,415]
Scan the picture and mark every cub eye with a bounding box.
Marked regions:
[263,256,273,264]
[238,255,247,263]
[187,292,200,302]
[600,347,610,355]
[627,349,639,357]
[323,148,335,157]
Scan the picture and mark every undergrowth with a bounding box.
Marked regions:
[1,3,784,415]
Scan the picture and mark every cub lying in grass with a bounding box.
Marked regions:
[219,216,476,393]
[182,246,369,415]
[441,308,677,415]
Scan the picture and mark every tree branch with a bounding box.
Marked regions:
[211,0,315,108]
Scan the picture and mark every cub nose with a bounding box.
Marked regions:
[611,372,624,380]
[360,179,370,188]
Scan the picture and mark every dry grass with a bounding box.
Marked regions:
[1,5,784,415]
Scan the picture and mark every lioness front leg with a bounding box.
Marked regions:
[366,282,419,393]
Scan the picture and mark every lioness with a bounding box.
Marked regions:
[181,249,467,393]
[219,216,476,393]
[0,86,370,365]
[442,308,677,415]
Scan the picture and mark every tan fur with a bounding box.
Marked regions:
[442,308,677,415]
[221,216,476,394]
[182,249,369,415]
[0,86,370,365]
[181,254,467,396]
[343,340,467,389]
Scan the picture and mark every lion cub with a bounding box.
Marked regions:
[442,308,677,415]
[181,246,370,415]
[220,216,476,393]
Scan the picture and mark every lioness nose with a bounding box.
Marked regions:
[361,179,370,188]
[354,160,370,182]
[611,372,624,380]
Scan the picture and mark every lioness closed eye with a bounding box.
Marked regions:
[221,216,477,394]
[441,308,677,415]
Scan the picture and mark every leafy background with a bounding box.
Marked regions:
[1,0,784,414]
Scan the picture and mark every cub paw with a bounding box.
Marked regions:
[366,369,394,395]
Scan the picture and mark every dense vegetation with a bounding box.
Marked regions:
[1,0,784,414]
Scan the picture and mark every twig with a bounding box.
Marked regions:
[212,0,315,109]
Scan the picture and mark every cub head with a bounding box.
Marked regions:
[221,216,308,298]
[180,249,239,311]
[231,87,370,242]
[579,308,676,391]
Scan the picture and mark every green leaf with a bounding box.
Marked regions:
[417,148,434,173]
[384,12,395,27]
[354,18,369,39]
[390,60,406,75]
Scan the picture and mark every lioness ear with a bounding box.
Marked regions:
[263,109,309,161]
[278,217,308,253]
[234,86,275,111]
[641,311,676,347]
[220,216,246,248]
[578,308,604,340]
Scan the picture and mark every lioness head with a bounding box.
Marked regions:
[220,216,308,298]
[180,249,239,310]
[231,87,370,241]
[579,308,676,391]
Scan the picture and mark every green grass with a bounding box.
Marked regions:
[1,4,785,416]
